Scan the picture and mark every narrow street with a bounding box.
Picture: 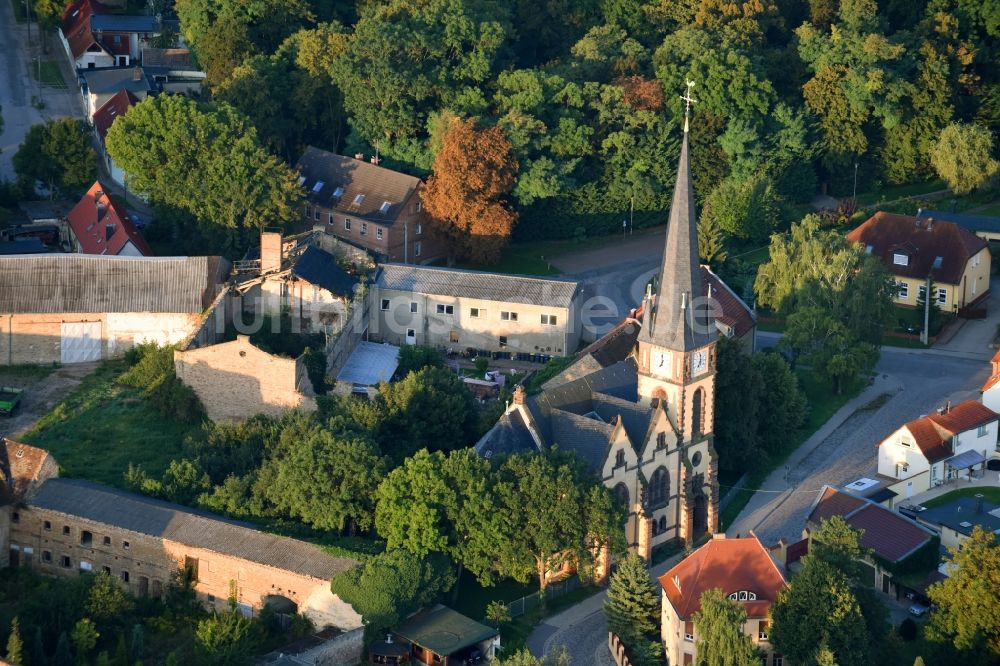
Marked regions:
[0,3,83,181]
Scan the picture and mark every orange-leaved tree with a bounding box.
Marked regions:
[421,118,519,264]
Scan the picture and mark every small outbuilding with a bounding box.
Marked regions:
[390,606,498,666]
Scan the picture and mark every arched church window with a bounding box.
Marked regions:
[647,467,669,509]
[658,516,667,533]
[613,483,629,509]
[692,388,704,436]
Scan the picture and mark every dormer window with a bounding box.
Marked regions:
[728,590,758,601]
[379,201,392,214]
[933,256,943,269]
[353,194,365,205]
[332,186,344,198]
[893,252,909,266]
[311,180,324,193]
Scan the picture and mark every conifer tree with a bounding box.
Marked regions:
[32,627,46,666]
[53,632,72,666]
[603,552,659,640]
[6,617,23,664]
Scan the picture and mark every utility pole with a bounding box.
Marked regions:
[629,196,634,235]
[852,162,859,200]
[921,274,931,346]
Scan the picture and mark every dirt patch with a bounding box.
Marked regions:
[0,363,100,439]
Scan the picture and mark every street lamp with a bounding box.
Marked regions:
[852,162,859,201]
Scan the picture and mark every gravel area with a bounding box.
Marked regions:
[0,364,99,439]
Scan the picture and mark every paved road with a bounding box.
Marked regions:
[0,8,82,181]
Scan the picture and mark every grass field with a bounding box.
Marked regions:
[21,360,205,487]
[921,486,1000,509]
[31,60,68,89]
[856,179,945,207]
[461,233,622,275]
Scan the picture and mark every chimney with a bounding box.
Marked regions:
[927,218,934,231]
[512,385,526,406]
[132,67,142,81]
[976,493,984,514]
[946,400,951,413]
[370,155,380,165]
[916,207,923,218]
[354,153,364,161]
[259,231,283,275]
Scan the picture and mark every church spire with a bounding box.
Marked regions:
[638,82,716,353]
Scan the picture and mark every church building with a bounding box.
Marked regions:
[476,104,720,557]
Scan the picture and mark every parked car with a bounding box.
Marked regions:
[909,602,930,617]
[0,386,24,417]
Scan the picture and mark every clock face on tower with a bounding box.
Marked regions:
[652,350,673,378]
[691,349,708,376]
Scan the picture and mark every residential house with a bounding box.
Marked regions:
[805,486,937,597]
[81,67,152,118]
[60,0,113,69]
[919,209,1000,243]
[89,14,159,65]
[92,88,137,186]
[295,147,445,263]
[846,212,990,313]
[658,534,787,666]
[477,116,720,556]
[66,181,149,256]
[4,452,363,634]
[908,493,1000,550]
[981,349,1000,413]
[876,399,998,499]
[372,264,581,356]
[0,254,228,365]
[141,48,205,94]
[383,606,498,666]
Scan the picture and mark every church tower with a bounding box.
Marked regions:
[634,84,718,540]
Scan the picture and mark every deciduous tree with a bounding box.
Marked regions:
[422,118,519,263]
[13,119,96,197]
[930,122,999,194]
[927,526,1000,655]
[693,588,760,666]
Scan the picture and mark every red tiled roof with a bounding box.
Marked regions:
[67,181,150,256]
[658,535,787,620]
[701,265,756,339]
[93,89,137,142]
[808,487,933,564]
[846,212,987,285]
[808,486,864,524]
[928,399,998,434]
[901,417,952,464]
[983,374,1000,393]
[61,0,108,59]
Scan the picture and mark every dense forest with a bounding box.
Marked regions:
[137,0,998,256]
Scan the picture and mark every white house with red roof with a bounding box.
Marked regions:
[658,533,787,666]
[92,89,138,187]
[67,182,149,257]
[981,350,1000,414]
[876,399,998,499]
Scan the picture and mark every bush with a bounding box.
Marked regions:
[120,344,203,423]
[396,345,444,377]
[899,617,917,642]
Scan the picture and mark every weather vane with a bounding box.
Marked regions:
[680,80,696,132]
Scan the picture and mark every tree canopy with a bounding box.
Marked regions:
[13,119,96,197]
[693,588,760,666]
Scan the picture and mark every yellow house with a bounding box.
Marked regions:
[847,212,990,313]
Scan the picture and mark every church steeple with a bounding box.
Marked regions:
[638,82,715,353]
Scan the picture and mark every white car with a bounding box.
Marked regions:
[909,603,930,617]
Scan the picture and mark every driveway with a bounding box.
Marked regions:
[0,364,97,439]
[933,277,1000,355]
[0,6,84,181]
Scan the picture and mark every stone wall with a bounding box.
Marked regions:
[174,336,317,421]
[608,633,636,666]
[8,505,362,631]
[260,627,364,666]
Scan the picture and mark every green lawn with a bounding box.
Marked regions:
[30,60,68,89]
[450,569,538,622]
[460,228,648,276]
[719,371,865,530]
[856,179,945,207]
[21,360,205,487]
[921,486,1000,509]
[977,203,1000,217]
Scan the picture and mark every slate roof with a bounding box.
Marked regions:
[90,14,157,32]
[922,209,1000,235]
[550,409,614,471]
[296,147,421,223]
[82,68,153,95]
[0,254,227,313]
[394,606,497,656]
[659,535,787,619]
[0,239,49,255]
[846,212,988,285]
[638,127,716,352]
[292,246,359,296]
[376,264,579,309]
[808,486,934,563]
[474,409,537,460]
[917,496,1000,538]
[31,478,357,580]
[67,181,150,256]
[93,89,138,142]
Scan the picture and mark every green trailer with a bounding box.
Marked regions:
[0,387,24,416]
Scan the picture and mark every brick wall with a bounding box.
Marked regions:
[0,312,202,365]
[7,505,362,631]
[174,336,317,421]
